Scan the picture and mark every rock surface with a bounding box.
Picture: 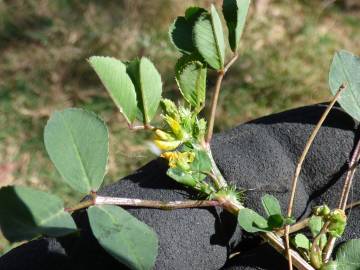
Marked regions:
[1,103,360,270]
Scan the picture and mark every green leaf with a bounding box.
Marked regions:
[329,50,360,121]
[309,215,327,249]
[88,205,158,270]
[169,8,206,55]
[267,214,284,229]
[332,239,360,270]
[222,0,250,52]
[190,149,212,180]
[293,233,311,251]
[175,55,207,110]
[185,7,206,20]
[322,261,338,270]
[328,210,347,238]
[261,194,282,217]
[169,7,206,55]
[0,186,77,242]
[167,167,198,188]
[193,5,225,70]
[126,57,163,124]
[89,56,137,124]
[237,208,270,233]
[309,215,323,237]
[44,108,109,194]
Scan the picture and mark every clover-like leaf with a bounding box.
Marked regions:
[175,55,207,110]
[309,215,323,237]
[193,5,225,70]
[88,205,158,270]
[44,108,109,194]
[169,7,206,55]
[0,186,77,242]
[222,0,250,52]
[329,50,360,121]
[89,56,138,124]
[261,194,282,217]
[238,208,270,233]
[126,57,163,124]
[293,233,311,251]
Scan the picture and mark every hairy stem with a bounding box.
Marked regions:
[95,196,221,209]
[205,53,238,144]
[222,199,315,270]
[206,147,228,189]
[284,84,346,270]
[322,127,360,262]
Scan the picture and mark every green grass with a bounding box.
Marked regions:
[0,0,359,254]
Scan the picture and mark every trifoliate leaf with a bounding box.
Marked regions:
[44,108,108,194]
[169,7,206,55]
[0,186,77,242]
[193,6,225,70]
[126,57,163,124]
[175,55,207,110]
[88,205,158,270]
[329,50,360,121]
[89,56,137,124]
[222,0,250,51]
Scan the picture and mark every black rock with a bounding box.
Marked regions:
[1,103,359,270]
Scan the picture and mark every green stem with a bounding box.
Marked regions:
[206,147,228,189]
[205,53,238,144]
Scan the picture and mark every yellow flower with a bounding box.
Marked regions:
[164,116,183,139]
[154,129,173,141]
[154,139,181,151]
[161,151,195,170]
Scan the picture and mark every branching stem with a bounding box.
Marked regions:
[284,84,346,270]
[205,53,238,144]
[322,124,360,262]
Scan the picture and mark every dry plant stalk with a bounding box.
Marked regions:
[284,84,346,270]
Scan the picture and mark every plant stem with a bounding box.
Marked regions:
[128,124,155,131]
[284,84,346,270]
[205,53,238,144]
[95,196,221,210]
[276,200,360,237]
[206,147,228,189]
[339,139,360,211]
[65,199,95,212]
[277,218,310,236]
[222,199,315,270]
[322,126,360,262]
[346,200,360,210]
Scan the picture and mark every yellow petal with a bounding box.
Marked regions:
[154,139,181,151]
[165,116,183,139]
[155,129,173,141]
